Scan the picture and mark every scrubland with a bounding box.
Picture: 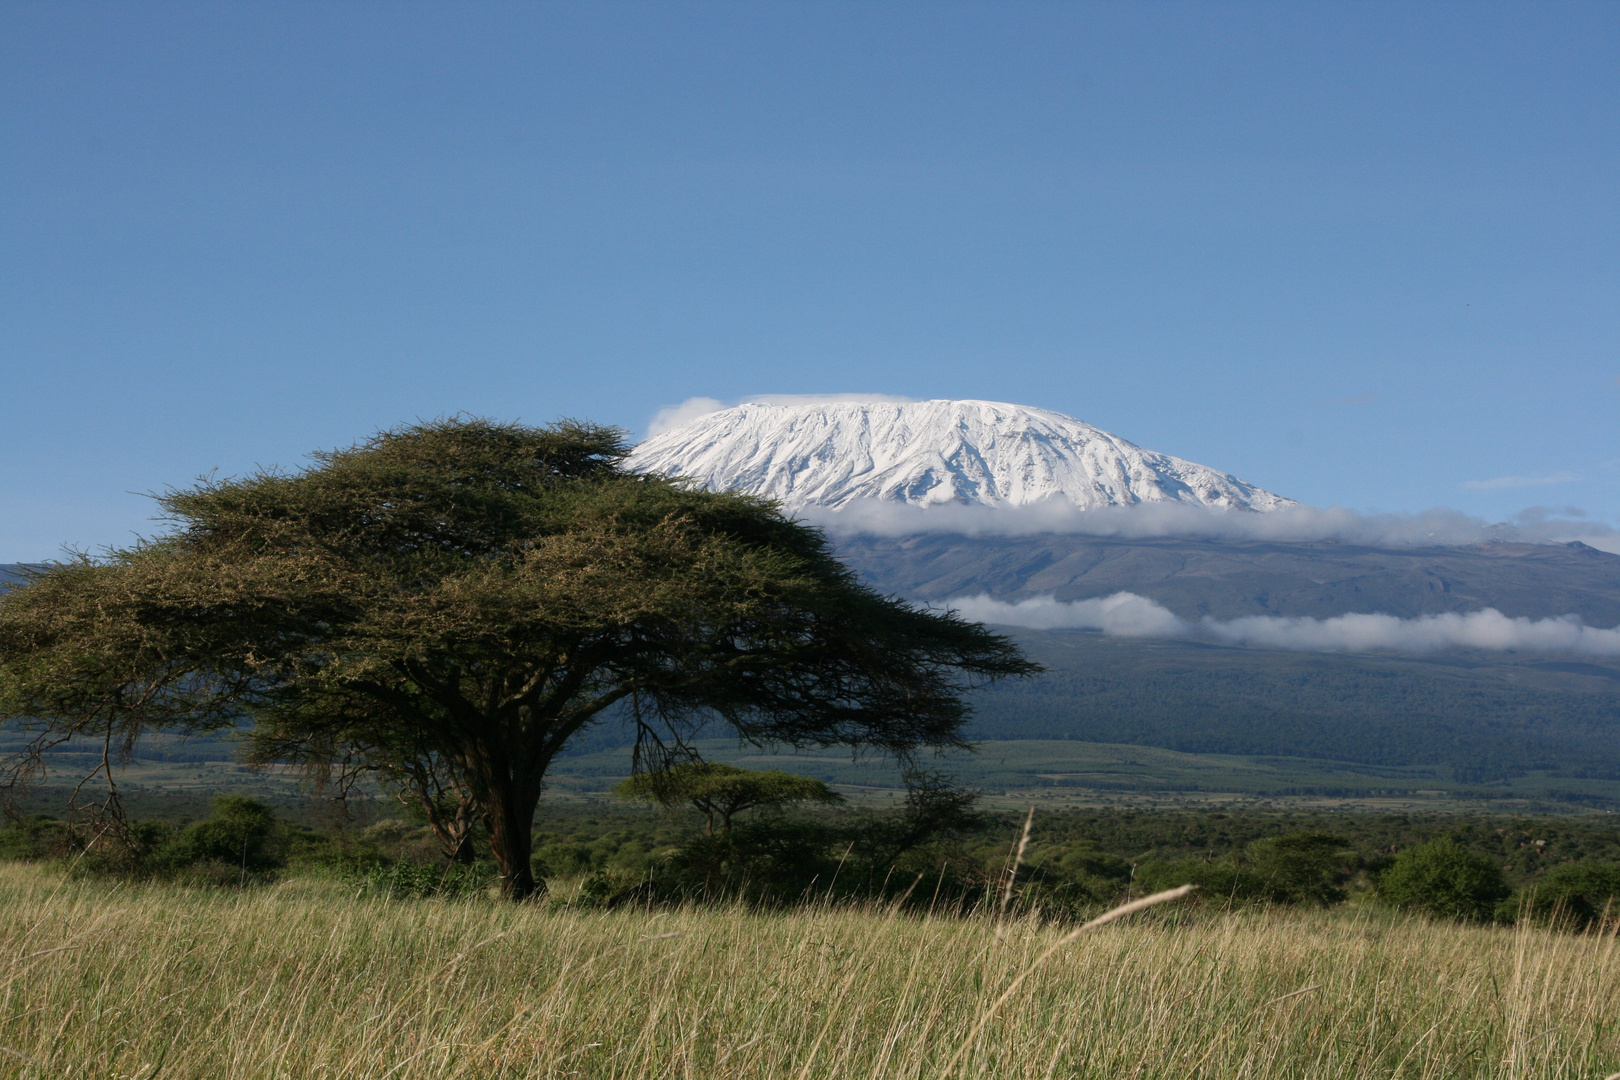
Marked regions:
[1,863,1617,1079]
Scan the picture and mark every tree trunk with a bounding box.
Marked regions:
[484,781,543,900]
[448,825,476,866]
[448,794,477,865]
[417,787,479,866]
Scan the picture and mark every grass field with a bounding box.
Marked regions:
[2,864,1617,1079]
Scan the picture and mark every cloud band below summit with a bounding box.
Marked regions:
[797,499,1620,553]
[947,592,1620,657]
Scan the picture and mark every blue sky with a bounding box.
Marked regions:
[3,1,1617,559]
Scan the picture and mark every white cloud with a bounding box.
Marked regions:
[947,592,1187,637]
[796,498,1620,552]
[646,398,727,437]
[1461,473,1576,491]
[949,591,1620,657]
[1206,608,1620,655]
[645,393,917,437]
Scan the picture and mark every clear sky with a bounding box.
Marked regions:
[3,2,1616,559]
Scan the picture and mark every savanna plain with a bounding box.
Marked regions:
[3,861,1617,1080]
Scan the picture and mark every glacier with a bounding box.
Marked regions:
[627,398,1296,513]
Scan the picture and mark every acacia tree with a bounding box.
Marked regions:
[616,762,843,835]
[0,418,1037,898]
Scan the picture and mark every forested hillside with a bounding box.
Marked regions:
[968,630,1620,783]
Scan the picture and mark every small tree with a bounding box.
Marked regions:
[1377,836,1508,921]
[616,762,842,835]
[854,768,984,872]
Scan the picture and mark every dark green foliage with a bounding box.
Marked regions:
[1133,832,1354,907]
[1514,861,1620,929]
[575,867,642,907]
[536,829,660,879]
[985,808,1620,883]
[155,795,281,875]
[1245,833,1355,906]
[844,770,987,891]
[512,801,1620,921]
[0,815,69,861]
[0,795,298,883]
[654,818,846,900]
[0,418,1035,899]
[1036,843,1133,883]
[1377,836,1510,921]
[1011,841,1134,915]
[581,772,990,908]
[615,763,843,835]
[342,860,498,900]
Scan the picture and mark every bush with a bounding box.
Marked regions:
[654,819,843,902]
[344,859,498,899]
[1514,861,1620,929]
[1135,857,1260,904]
[0,815,70,861]
[152,795,283,881]
[1377,837,1508,921]
[1246,833,1354,906]
[10,796,295,884]
[1134,833,1354,908]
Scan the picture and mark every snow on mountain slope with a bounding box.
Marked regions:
[627,399,1295,512]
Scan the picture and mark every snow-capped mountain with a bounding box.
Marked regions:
[628,399,1295,512]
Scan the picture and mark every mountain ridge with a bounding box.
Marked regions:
[629,399,1295,513]
[835,534,1620,624]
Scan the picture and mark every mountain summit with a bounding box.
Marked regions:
[629,399,1295,512]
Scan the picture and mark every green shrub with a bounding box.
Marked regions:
[0,815,70,861]
[572,868,652,908]
[655,820,843,902]
[153,795,284,880]
[1134,832,1354,908]
[1377,837,1508,921]
[344,859,499,899]
[1245,832,1354,906]
[1514,861,1620,929]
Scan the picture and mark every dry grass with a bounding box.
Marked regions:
[1,862,1617,1079]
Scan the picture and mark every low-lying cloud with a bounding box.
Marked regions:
[947,592,1188,637]
[796,499,1620,554]
[948,592,1620,657]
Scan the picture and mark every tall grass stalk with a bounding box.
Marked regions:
[1,863,1616,1078]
